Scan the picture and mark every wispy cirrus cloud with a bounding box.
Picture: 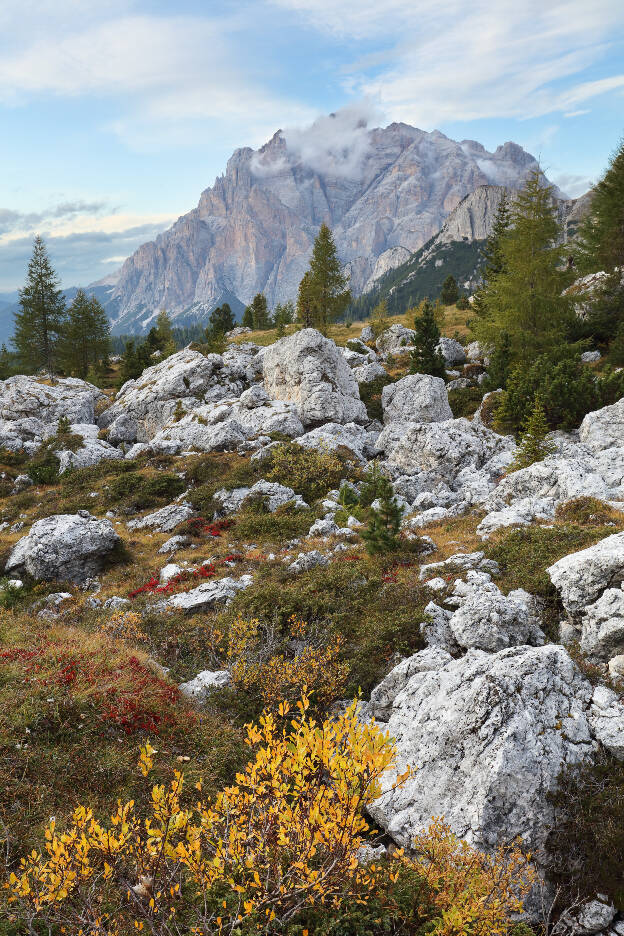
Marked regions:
[270,0,624,125]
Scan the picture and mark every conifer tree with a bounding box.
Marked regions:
[155,309,177,356]
[272,301,295,329]
[206,303,235,338]
[410,299,446,378]
[576,137,624,274]
[440,274,459,306]
[362,473,404,555]
[304,224,351,333]
[296,271,315,328]
[242,304,254,329]
[472,191,512,319]
[508,394,556,472]
[473,171,572,361]
[61,290,110,379]
[249,294,269,330]
[0,344,15,380]
[13,235,66,373]
[487,330,512,390]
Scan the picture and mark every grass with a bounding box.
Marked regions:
[232,303,473,349]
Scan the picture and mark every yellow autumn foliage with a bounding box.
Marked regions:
[6,694,534,936]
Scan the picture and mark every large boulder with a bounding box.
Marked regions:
[379,417,514,481]
[5,511,121,583]
[127,502,195,533]
[99,348,248,443]
[368,645,598,857]
[296,422,380,464]
[548,532,624,616]
[213,481,307,515]
[144,395,304,455]
[437,337,466,365]
[375,324,416,355]
[262,329,367,427]
[0,375,106,425]
[579,397,624,452]
[380,374,452,426]
[548,533,624,660]
[53,424,122,474]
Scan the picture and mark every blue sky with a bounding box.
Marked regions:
[0,0,623,292]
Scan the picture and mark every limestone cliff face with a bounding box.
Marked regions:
[108,123,544,333]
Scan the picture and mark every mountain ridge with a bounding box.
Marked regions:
[103,121,549,334]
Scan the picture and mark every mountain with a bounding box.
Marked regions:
[105,122,548,334]
[351,184,591,318]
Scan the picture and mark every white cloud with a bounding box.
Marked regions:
[0,8,313,148]
[553,172,595,198]
[271,0,624,125]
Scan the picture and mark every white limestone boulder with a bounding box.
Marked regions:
[375,324,415,355]
[262,329,367,427]
[579,397,624,452]
[547,532,624,617]
[213,481,307,515]
[368,645,597,855]
[127,502,195,533]
[380,374,452,427]
[155,574,253,612]
[437,337,466,365]
[0,374,106,425]
[5,511,121,583]
[99,348,247,443]
[179,669,231,704]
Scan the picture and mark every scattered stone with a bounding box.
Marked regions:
[179,669,231,704]
[127,502,195,533]
[213,481,307,515]
[288,551,329,574]
[158,535,192,555]
[155,575,253,613]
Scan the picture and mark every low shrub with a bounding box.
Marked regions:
[448,385,484,419]
[546,753,624,911]
[265,442,350,502]
[555,496,623,527]
[107,470,185,511]
[7,698,534,936]
[359,373,394,421]
[234,505,318,542]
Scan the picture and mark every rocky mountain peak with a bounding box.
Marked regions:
[105,120,549,335]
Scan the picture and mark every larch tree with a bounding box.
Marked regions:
[296,270,315,327]
[304,224,351,333]
[471,190,512,321]
[440,274,459,306]
[13,235,66,374]
[473,170,573,362]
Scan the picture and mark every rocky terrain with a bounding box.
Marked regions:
[2,316,624,933]
[104,125,547,334]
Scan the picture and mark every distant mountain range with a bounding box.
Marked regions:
[0,119,585,342]
[99,122,553,334]
[351,185,593,318]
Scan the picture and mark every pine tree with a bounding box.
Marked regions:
[576,137,624,274]
[272,301,295,329]
[242,304,254,329]
[249,294,269,330]
[13,235,67,373]
[440,274,459,306]
[508,394,556,472]
[206,303,235,339]
[304,224,351,333]
[473,171,572,361]
[410,299,446,378]
[472,191,512,319]
[61,290,110,379]
[296,271,315,328]
[611,321,624,366]
[362,473,404,555]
